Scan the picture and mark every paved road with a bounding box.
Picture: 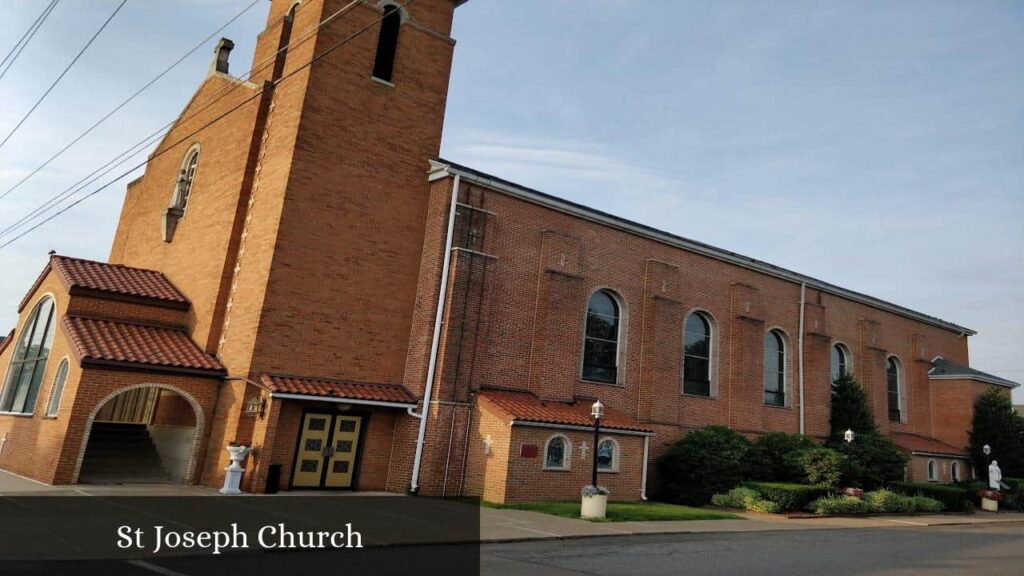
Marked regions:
[481,523,1024,576]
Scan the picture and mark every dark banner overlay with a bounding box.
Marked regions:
[0,496,480,576]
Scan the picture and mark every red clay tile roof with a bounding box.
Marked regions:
[62,316,223,374]
[891,433,967,458]
[478,389,654,434]
[261,374,418,406]
[52,256,188,306]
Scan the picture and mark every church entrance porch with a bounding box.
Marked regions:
[290,411,366,490]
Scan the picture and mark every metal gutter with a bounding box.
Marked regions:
[512,420,654,437]
[269,392,418,410]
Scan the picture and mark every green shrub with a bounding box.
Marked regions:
[863,489,913,513]
[745,432,817,482]
[657,426,751,506]
[827,433,907,489]
[809,495,872,515]
[910,496,945,513]
[710,487,779,514]
[743,482,833,512]
[890,482,970,512]
[799,447,846,487]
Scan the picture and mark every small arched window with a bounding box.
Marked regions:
[171,146,200,212]
[0,297,57,414]
[544,435,570,470]
[764,329,786,406]
[683,312,713,396]
[372,3,402,82]
[597,438,619,472]
[831,344,850,383]
[582,289,621,384]
[45,358,69,417]
[927,459,937,481]
[951,461,960,482]
[887,357,902,422]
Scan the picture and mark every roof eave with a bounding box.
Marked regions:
[429,160,977,337]
[928,374,1020,389]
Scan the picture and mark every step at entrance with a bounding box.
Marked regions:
[78,422,172,484]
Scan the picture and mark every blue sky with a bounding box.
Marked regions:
[1,0,1021,398]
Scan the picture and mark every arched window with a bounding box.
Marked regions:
[171,145,200,212]
[0,297,57,414]
[582,290,621,384]
[372,3,402,82]
[544,435,570,470]
[831,343,850,383]
[951,461,960,482]
[597,438,619,472]
[763,329,786,406]
[683,312,713,396]
[927,459,937,481]
[45,358,69,417]
[887,357,902,422]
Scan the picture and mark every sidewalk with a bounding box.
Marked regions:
[479,506,1024,542]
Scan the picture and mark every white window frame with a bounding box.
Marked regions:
[579,287,627,386]
[596,437,620,473]
[0,294,58,416]
[831,342,852,382]
[763,327,790,408]
[682,309,718,398]
[927,459,938,481]
[886,355,906,423]
[542,434,571,471]
[170,144,201,214]
[45,357,70,418]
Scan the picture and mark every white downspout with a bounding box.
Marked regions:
[640,435,650,501]
[409,173,460,493]
[798,282,806,435]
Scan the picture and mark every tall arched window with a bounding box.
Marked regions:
[372,3,401,82]
[683,312,713,396]
[0,297,57,414]
[927,459,937,481]
[831,343,850,383]
[764,329,786,406]
[45,358,69,417]
[582,290,621,384]
[171,145,200,212]
[887,357,902,422]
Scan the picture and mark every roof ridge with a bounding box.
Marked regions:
[64,314,187,332]
[262,372,409,390]
[53,254,166,275]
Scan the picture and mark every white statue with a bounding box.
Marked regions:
[989,460,1002,491]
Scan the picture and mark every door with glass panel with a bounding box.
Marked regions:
[291,412,363,489]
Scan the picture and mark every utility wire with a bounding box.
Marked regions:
[0,0,363,241]
[0,0,59,82]
[0,0,263,203]
[0,0,416,251]
[0,0,127,152]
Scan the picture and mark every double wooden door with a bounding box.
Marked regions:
[291,413,363,489]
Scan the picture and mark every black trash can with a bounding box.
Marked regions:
[265,464,281,494]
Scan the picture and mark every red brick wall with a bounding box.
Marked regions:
[906,454,973,484]
[931,379,1004,450]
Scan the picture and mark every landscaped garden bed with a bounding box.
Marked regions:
[482,500,741,522]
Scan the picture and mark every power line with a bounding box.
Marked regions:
[0,0,417,251]
[0,0,59,82]
[0,0,263,203]
[0,0,127,152]
[0,0,364,242]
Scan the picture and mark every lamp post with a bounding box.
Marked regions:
[843,429,855,486]
[984,444,992,485]
[591,400,604,489]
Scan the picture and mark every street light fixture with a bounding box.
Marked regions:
[844,429,855,444]
[591,400,604,488]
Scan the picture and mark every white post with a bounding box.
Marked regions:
[219,445,252,494]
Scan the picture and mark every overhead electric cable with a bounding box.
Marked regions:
[0,0,417,251]
[0,0,59,82]
[0,0,127,152]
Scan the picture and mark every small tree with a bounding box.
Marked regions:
[656,426,751,506]
[799,447,846,487]
[825,373,906,489]
[969,388,1024,478]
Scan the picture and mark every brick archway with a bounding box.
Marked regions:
[71,383,206,485]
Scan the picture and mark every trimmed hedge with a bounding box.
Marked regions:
[710,487,780,514]
[809,496,871,515]
[890,482,970,512]
[743,482,833,512]
[809,490,944,515]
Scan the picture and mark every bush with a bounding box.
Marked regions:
[745,432,817,482]
[827,433,907,489]
[809,496,872,515]
[970,388,1024,477]
[890,482,970,512]
[799,447,846,487]
[743,482,833,512]
[710,487,780,514]
[657,426,751,506]
[863,489,913,513]
[910,496,945,513]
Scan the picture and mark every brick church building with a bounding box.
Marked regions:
[0,0,1017,501]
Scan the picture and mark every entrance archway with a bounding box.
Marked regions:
[74,384,205,485]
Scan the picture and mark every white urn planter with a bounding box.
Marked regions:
[219,445,252,494]
[981,497,999,512]
[581,486,609,519]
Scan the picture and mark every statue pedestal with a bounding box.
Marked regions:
[219,445,252,495]
[981,497,999,512]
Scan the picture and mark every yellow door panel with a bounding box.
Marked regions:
[323,415,362,488]
[291,413,332,488]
